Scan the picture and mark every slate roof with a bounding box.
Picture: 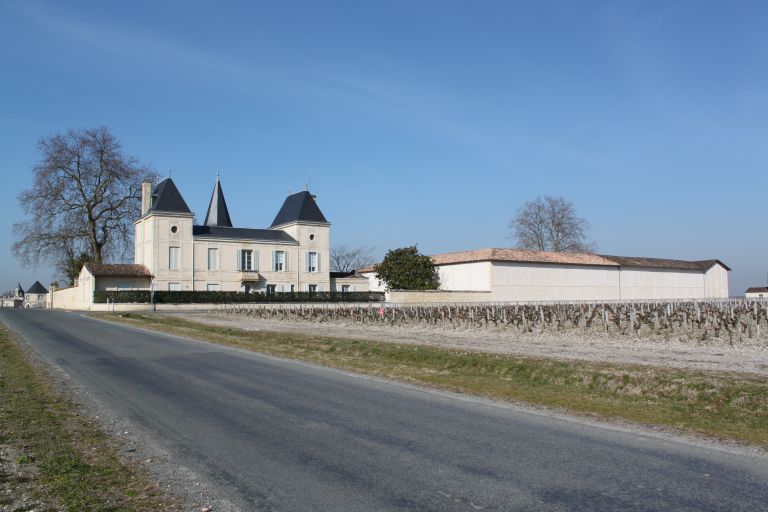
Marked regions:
[203,177,233,227]
[148,178,192,214]
[193,225,297,243]
[84,263,153,277]
[26,281,48,294]
[270,191,328,227]
[359,248,730,273]
[330,271,369,280]
[746,287,768,294]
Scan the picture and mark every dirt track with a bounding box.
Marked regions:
[168,312,768,376]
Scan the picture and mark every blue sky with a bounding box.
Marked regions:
[1,0,766,295]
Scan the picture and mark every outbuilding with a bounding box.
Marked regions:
[362,248,730,302]
[24,281,48,308]
[745,287,768,299]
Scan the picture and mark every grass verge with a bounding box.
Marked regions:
[93,313,768,449]
[0,322,182,512]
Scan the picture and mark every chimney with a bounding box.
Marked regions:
[141,180,153,215]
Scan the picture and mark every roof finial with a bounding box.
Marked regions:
[288,187,292,195]
[216,170,220,182]
[167,168,172,178]
[305,182,309,191]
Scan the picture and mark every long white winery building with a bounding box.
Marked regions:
[362,248,730,302]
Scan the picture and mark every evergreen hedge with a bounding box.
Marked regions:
[93,290,385,304]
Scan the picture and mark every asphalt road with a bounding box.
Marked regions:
[2,309,767,511]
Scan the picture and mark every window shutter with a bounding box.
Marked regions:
[306,252,310,272]
[317,253,321,273]
[284,251,289,272]
[254,251,259,271]
[236,250,242,271]
[272,251,276,272]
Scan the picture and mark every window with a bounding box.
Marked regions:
[307,252,319,273]
[240,250,254,271]
[266,284,277,295]
[169,247,180,270]
[309,234,315,240]
[207,283,220,291]
[273,251,285,271]
[169,282,181,291]
[308,284,317,293]
[208,248,218,270]
[342,284,351,293]
[243,284,252,294]
[290,284,295,293]
[170,225,178,234]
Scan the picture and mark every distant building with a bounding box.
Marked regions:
[745,287,768,299]
[24,281,48,308]
[361,248,730,302]
[49,263,153,310]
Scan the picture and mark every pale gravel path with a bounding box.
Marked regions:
[166,311,768,376]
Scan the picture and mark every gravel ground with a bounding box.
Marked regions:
[0,444,57,512]
[171,311,768,376]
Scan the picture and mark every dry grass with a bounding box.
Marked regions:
[0,322,183,512]
[93,312,768,449]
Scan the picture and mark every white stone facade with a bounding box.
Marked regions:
[133,178,363,294]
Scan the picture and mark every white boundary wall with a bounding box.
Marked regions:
[364,261,730,302]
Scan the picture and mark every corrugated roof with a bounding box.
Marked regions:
[203,177,233,227]
[26,281,48,294]
[84,263,153,277]
[600,255,731,271]
[193,225,298,243]
[270,191,328,227]
[148,178,192,214]
[359,248,729,272]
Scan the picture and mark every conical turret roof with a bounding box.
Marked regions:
[203,176,233,227]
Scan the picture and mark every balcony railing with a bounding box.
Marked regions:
[240,271,260,282]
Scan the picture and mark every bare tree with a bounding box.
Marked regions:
[329,244,376,273]
[56,240,92,286]
[13,127,156,270]
[508,196,596,253]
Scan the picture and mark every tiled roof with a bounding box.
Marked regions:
[84,263,153,277]
[148,178,192,214]
[432,248,618,267]
[193,225,298,243]
[359,248,729,272]
[271,191,328,227]
[746,287,768,293]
